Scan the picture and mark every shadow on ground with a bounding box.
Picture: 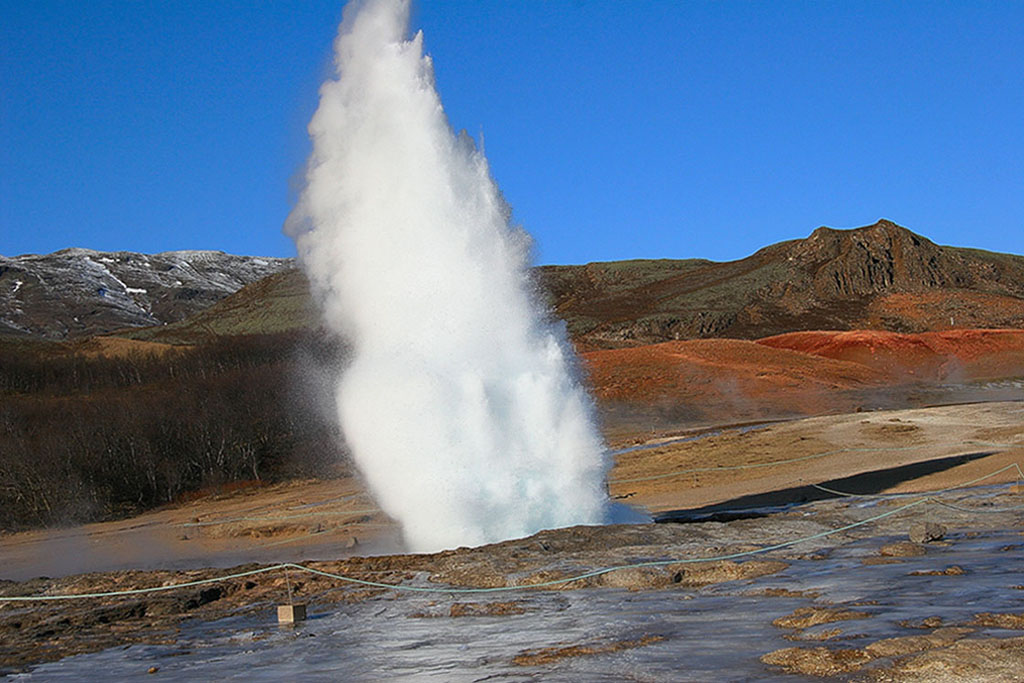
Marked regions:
[655,450,996,524]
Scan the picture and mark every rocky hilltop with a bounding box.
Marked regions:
[0,248,293,339]
[125,220,1024,347]
[5,221,1023,345]
[539,220,1024,346]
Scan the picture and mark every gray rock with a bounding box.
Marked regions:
[909,522,946,544]
[0,248,293,339]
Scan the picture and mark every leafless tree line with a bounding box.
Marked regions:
[0,333,347,530]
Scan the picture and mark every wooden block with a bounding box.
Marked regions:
[277,604,307,624]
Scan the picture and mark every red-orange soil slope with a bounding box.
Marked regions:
[758,329,1024,383]
[582,338,886,418]
[582,329,1024,426]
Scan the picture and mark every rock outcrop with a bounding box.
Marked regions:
[0,248,293,339]
[537,220,1024,345]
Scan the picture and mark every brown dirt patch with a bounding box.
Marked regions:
[449,601,529,617]
[765,626,983,678]
[880,541,927,557]
[671,559,788,587]
[583,338,883,412]
[773,606,872,630]
[872,635,1024,681]
[761,645,872,676]
[969,613,1024,629]
[511,634,665,666]
[763,628,975,677]
[864,627,974,658]
[591,559,788,590]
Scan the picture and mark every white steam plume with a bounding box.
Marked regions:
[286,0,609,552]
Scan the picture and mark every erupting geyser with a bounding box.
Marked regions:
[286,0,610,552]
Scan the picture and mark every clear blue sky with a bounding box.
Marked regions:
[3,1,1022,264]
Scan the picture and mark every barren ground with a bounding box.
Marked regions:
[584,329,1024,428]
[2,400,1023,679]
[4,402,1020,583]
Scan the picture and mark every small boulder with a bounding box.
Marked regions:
[909,522,946,544]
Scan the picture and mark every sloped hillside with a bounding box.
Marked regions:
[123,269,318,344]
[581,329,1024,427]
[539,220,1024,346]
[0,248,293,339]
[758,329,1024,383]
[105,220,1024,348]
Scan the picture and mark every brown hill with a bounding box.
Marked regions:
[113,220,1024,347]
[541,220,1024,347]
[120,269,318,344]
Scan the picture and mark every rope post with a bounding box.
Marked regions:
[277,566,307,625]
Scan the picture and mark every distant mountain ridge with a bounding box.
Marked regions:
[0,248,293,339]
[6,221,1024,345]
[539,220,1024,346]
[124,220,1024,346]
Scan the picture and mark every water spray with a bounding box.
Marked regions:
[286,0,609,552]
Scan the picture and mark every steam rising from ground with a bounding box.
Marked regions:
[287,0,609,552]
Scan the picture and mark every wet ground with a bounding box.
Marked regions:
[4,479,1024,681]
[6,399,1021,587]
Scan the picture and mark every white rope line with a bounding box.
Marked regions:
[0,497,928,601]
[0,566,283,602]
[4,459,1020,602]
[810,462,1024,514]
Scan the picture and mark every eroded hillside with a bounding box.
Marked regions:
[102,220,1024,347]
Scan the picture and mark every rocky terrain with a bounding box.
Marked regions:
[5,221,1022,347]
[1,222,1022,678]
[2,406,1023,679]
[0,248,292,339]
[540,220,1024,347]
[3,401,1019,582]
[102,220,1024,349]
[586,328,1024,429]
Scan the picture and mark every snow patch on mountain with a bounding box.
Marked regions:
[0,248,294,339]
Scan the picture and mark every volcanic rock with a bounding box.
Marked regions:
[909,521,947,544]
[0,248,292,340]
